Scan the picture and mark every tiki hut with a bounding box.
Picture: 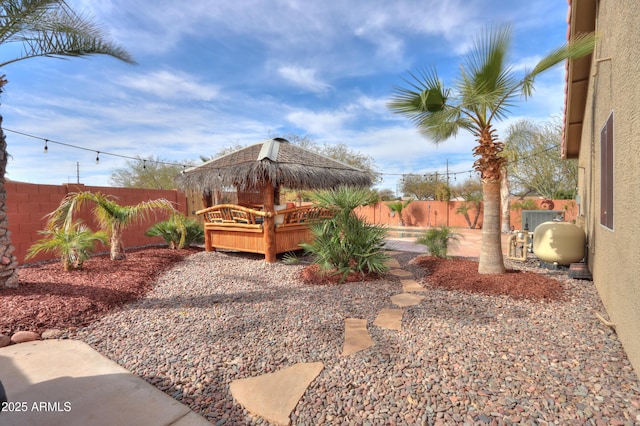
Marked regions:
[175,137,372,262]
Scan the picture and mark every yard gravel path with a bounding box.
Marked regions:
[70,251,640,425]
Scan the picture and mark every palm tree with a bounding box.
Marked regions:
[388,25,595,274]
[26,222,108,270]
[386,199,413,226]
[47,191,182,260]
[0,0,135,287]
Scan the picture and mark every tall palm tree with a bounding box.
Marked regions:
[47,191,183,261]
[0,0,135,287]
[388,25,595,274]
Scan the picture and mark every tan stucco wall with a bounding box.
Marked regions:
[577,0,640,373]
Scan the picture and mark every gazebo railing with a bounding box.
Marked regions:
[195,204,333,255]
[197,204,270,227]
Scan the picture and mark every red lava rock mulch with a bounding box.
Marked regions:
[412,255,565,302]
[0,247,201,335]
[300,264,382,285]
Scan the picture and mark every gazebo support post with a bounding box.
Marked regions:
[262,182,277,263]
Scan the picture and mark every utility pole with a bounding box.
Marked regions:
[446,159,450,226]
[76,161,80,184]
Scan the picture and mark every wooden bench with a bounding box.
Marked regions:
[196,204,332,255]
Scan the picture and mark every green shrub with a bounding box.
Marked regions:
[386,199,413,226]
[145,215,204,249]
[510,199,539,211]
[300,186,389,282]
[26,222,108,270]
[416,226,460,258]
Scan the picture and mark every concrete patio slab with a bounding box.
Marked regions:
[391,293,425,308]
[401,279,427,293]
[342,318,374,356]
[230,362,324,426]
[373,309,404,330]
[0,340,209,426]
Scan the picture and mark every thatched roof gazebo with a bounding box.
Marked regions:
[176,137,372,262]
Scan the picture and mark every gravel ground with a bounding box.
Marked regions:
[70,250,640,425]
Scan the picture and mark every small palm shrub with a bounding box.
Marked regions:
[386,199,413,226]
[26,223,108,270]
[416,226,460,258]
[46,191,182,260]
[145,215,204,249]
[510,199,540,211]
[300,186,389,282]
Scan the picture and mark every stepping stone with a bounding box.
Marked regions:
[391,293,425,308]
[401,279,426,293]
[230,362,324,426]
[389,269,413,278]
[374,308,404,330]
[342,318,374,356]
[384,250,402,256]
[384,258,401,268]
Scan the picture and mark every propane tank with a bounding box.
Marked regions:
[533,222,585,265]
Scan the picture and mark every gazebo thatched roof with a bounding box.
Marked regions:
[176,138,373,193]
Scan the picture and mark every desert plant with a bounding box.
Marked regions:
[145,215,203,249]
[386,199,413,226]
[416,226,461,258]
[26,222,108,270]
[300,186,389,282]
[46,191,184,260]
[510,199,540,211]
[456,202,481,229]
[388,25,595,274]
[282,252,300,264]
[0,0,135,287]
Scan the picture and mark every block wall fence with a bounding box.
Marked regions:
[6,182,187,264]
[5,180,577,264]
[356,199,578,229]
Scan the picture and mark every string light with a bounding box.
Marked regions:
[5,127,189,169]
[143,159,147,169]
[4,127,560,183]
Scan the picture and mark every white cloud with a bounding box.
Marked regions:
[6,0,572,188]
[277,66,332,94]
[118,70,219,101]
[511,55,543,72]
[285,109,352,135]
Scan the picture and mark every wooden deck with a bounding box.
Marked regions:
[197,204,332,255]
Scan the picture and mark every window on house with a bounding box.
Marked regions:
[600,112,614,229]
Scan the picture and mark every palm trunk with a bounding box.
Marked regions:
[110,223,126,260]
[478,179,506,274]
[460,207,472,229]
[0,117,20,288]
[500,169,512,233]
[471,202,481,229]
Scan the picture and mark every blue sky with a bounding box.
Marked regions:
[2,0,569,193]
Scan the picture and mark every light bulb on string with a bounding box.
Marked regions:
[143,160,147,170]
[96,151,100,164]
[44,139,48,154]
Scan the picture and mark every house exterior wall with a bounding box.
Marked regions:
[576,0,640,372]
